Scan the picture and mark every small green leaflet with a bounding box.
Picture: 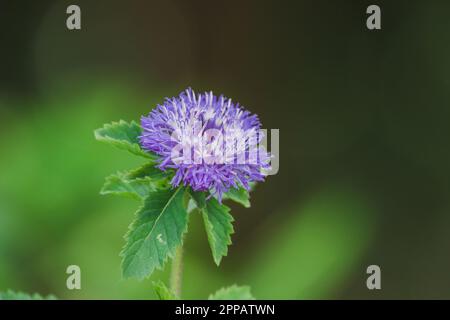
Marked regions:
[121,187,189,280]
[223,187,251,208]
[101,163,170,200]
[126,162,168,180]
[208,285,255,300]
[101,174,155,200]
[201,196,234,266]
[94,120,156,159]
[153,281,178,300]
[0,290,56,300]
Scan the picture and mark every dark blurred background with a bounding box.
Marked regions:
[1,0,449,299]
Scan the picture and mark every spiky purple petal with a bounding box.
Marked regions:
[140,88,270,200]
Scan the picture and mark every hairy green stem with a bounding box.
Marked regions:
[170,246,183,298]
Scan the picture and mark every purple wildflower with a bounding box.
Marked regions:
[140,88,270,200]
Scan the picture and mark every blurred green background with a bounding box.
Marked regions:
[1,0,450,299]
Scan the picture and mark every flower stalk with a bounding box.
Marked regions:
[170,245,183,298]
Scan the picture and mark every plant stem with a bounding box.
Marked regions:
[170,245,183,298]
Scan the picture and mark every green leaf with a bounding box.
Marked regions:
[0,290,57,300]
[208,285,255,300]
[101,174,155,200]
[153,281,178,300]
[101,163,170,200]
[126,162,169,180]
[121,187,189,280]
[94,120,156,159]
[223,187,251,208]
[201,197,234,266]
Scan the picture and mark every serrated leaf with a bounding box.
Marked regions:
[0,290,57,300]
[153,281,178,300]
[208,285,255,300]
[101,163,170,200]
[101,174,155,200]
[201,197,234,266]
[126,162,169,180]
[121,187,189,280]
[223,187,251,208]
[94,120,156,159]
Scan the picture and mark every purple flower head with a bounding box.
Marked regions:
[140,88,270,200]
